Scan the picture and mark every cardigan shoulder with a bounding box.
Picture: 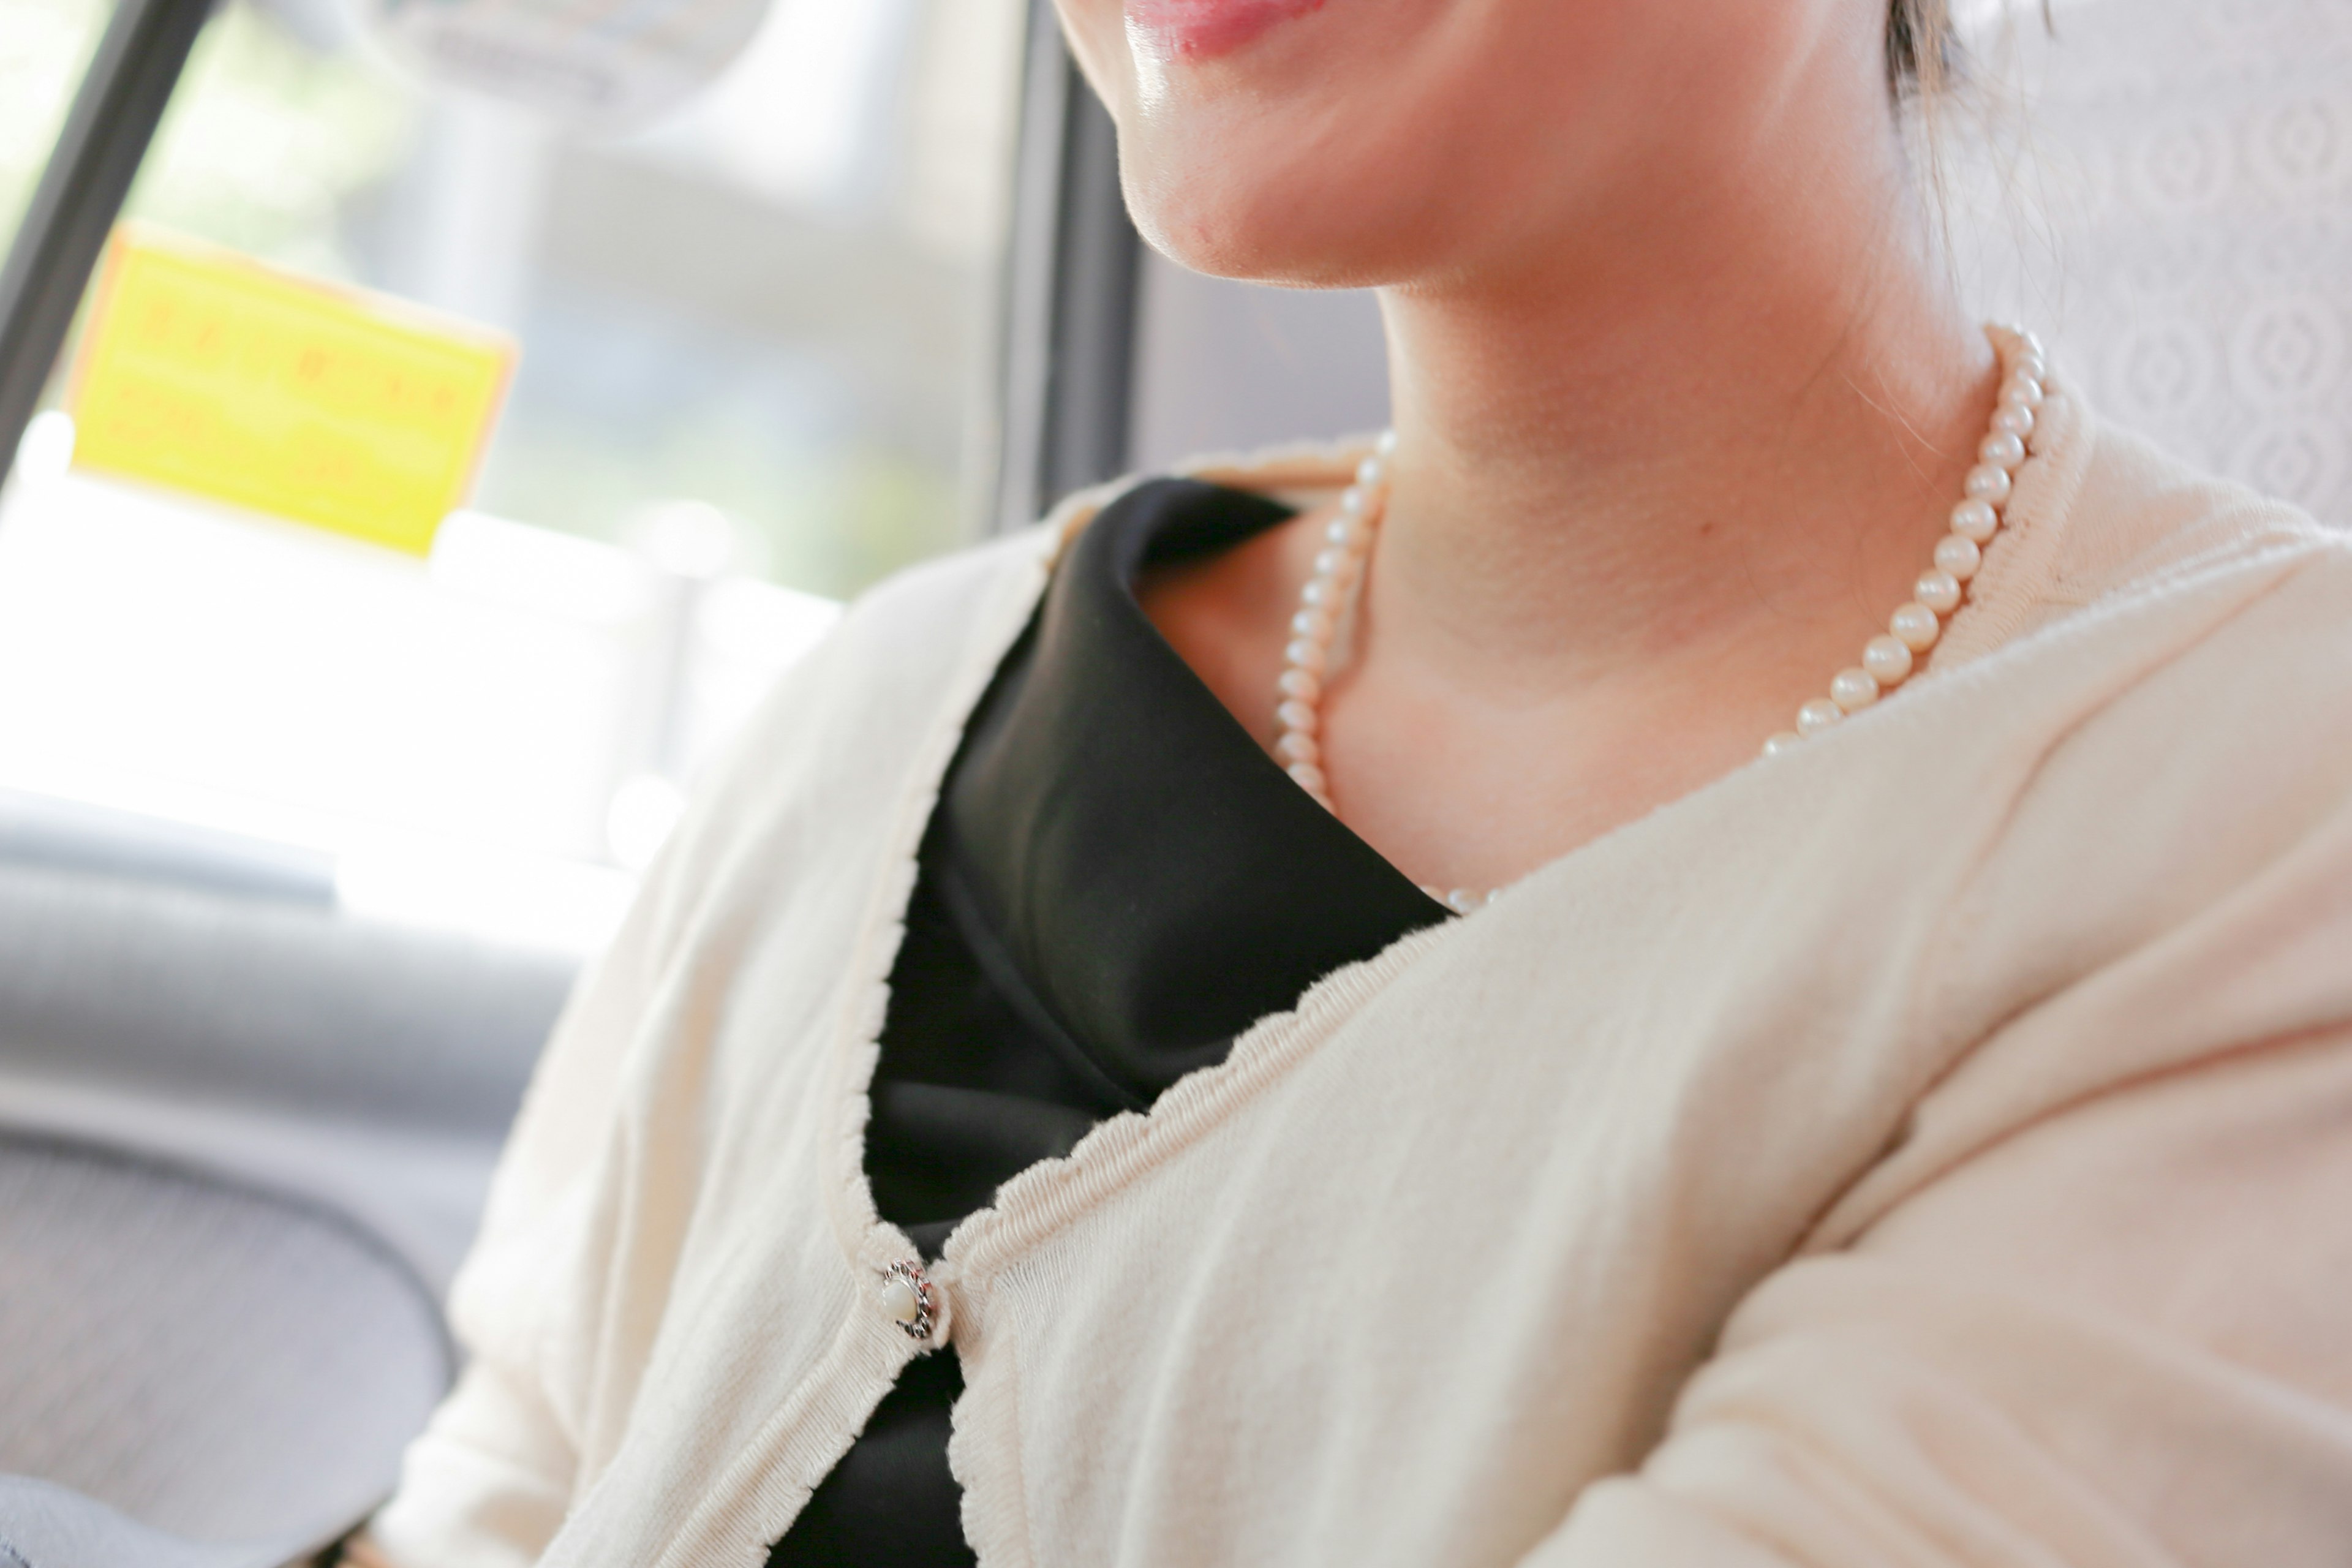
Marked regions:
[1937,380,2334,666]
[641,522,1061,965]
[1811,448,2352,1247]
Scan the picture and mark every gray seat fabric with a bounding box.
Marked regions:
[0,1135,450,1556]
[0,793,333,909]
[0,860,567,1141]
[0,802,581,1562]
[0,1476,301,1568]
[0,855,575,1291]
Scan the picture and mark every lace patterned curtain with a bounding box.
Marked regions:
[1951,0,2352,527]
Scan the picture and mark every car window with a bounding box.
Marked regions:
[0,0,1025,949]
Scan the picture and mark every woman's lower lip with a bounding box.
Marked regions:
[1124,0,1327,59]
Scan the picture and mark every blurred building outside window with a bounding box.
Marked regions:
[0,0,1025,952]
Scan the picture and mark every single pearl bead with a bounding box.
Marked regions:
[1830,668,1879,712]
[1276,698,1318,734]
[1338,488,1367,518]
[1915,569,1962,614]
[1290,608,1332,643]
[1445,889,1477,914]
[1962,464,2011,504]
[1286,760,1328,794]
[1796,699,1845,736]
[1300,576,1337,608]
[2002,373,2044,410]
[1989,403,2034,440]
[1934,534,1982,582]
[882,1275,923,1326]
[1277,666,1321,701]
[1890,602,1941,652]
[1863,634,1915,685]
[1978,431,2026,470]
[1355,456,1385,489]
[1376,429,1399,456]
[1326,514,1371,549]
[1284,638,1328,674]
[1949,497,1999,543]
[2015,329,2045,360]
[1762,731,1803,757]
[1275,731,1320,766]
[1312,546,1361,585]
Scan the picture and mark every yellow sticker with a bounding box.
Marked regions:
[69,227,515,556]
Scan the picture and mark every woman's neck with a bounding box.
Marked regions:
[1370,119,1993,699]
[1142,77,2005,894]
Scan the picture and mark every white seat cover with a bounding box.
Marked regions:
[1956,0,2352,527]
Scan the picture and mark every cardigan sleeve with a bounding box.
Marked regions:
[338,868,675,1568]
[1526,1020,2352,1566]
[1530,546,2352,1563]
[342,707,774,1568]
[339,537,1039,1568]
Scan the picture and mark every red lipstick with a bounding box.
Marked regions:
[1125,0,1327,59]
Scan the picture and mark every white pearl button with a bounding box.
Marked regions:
[878,1261,938,1342]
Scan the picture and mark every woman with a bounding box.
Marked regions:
[356,0,2352,1561]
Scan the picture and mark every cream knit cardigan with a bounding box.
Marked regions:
[357,383,2352,1568]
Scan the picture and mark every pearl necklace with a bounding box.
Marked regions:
[1273,325,2049,915]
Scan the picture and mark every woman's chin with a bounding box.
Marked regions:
[1126,141,1458,289]
[1133,179,1366,285]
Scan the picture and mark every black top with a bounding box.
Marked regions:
[766,479,1449,1566]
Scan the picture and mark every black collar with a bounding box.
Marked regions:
[937,478,1448,1110]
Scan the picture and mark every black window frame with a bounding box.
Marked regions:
[0,0,214,483]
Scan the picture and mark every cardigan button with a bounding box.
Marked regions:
[880,1261,936,1343]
